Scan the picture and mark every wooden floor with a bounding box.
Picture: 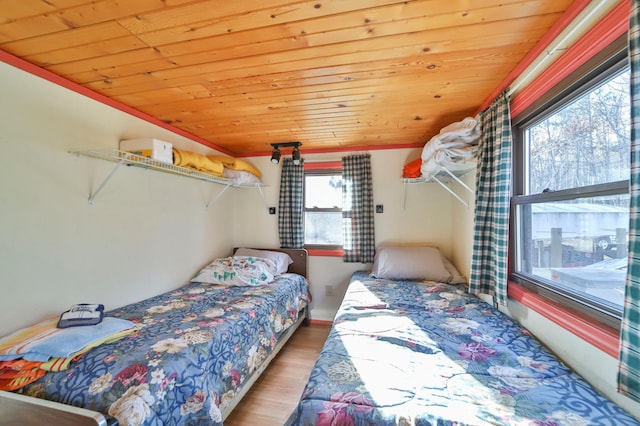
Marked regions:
[224,323,331,426]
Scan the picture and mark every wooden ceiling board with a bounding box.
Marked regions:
[131,49,524,124]
[149,40,532,100]
[0,1,168,42]
[0,0,89,22]
[0,0,576,155]
[42,5,559,83]
[78,24,540,98]
[155,76,494,121]
[118,0,416,42]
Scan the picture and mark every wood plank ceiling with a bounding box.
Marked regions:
[0,0,574,156]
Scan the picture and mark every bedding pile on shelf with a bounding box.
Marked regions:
[0,316,137,391]
[171,149,263,185]
[403,116,480,181]
[123,145,263,185]
[206,154,263,185]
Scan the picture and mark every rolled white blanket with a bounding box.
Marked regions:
[421,145,478,181]
[421,115,480,164]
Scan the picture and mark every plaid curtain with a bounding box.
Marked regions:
[619,0,640,402]
[278,158,304,249]
[342,154,375,263]
[469,89,512,306]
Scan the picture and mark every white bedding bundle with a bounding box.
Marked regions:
[420,116,480,181]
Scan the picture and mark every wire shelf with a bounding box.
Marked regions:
[403,164,475,208]
[71,149,263,206]
[73,149,263,187]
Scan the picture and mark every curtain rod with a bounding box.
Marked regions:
[508,0,616,97]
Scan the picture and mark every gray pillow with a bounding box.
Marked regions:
[370,246,452,282]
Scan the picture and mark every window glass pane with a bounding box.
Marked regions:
[304,212,343,245]
[515,194,629,312]
[526,70,630,194]
[305,175,342,208]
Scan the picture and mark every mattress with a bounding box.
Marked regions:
[287,271,637,425]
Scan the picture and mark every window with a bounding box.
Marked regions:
[304,166,343,248]
[511,43,630,326]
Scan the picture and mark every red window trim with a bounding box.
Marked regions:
[508,282,620,357]
[503,1,629,358]
[304,161,342,171]
[307,248,343,257]
[511,0,629,117]
[477,0,592,112]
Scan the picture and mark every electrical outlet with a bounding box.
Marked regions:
[325,285,335,296]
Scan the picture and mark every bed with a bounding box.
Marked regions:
[286,246,638,425]
[5,248,310,426]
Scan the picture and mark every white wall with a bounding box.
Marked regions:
[447,171,476,276]
[0,62,235,336]
[233,149,457,321]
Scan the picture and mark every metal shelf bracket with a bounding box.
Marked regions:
[403,165,475,209]
[206,184,231,208]
[86,152,132,206]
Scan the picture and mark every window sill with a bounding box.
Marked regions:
[306,248,343,257]
[507,281,620,358]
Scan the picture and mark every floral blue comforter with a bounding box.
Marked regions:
[288,271,638,425]
[19,273,309,426]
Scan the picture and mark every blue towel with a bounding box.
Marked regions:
[0,317,137,362]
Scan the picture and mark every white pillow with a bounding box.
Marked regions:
[191,256,276,286]
[223,168,262,185]
[234,248,293,275]
[370,246,452,282]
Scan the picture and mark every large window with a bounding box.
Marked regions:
[304,167,343,247]
[512,43,630,325]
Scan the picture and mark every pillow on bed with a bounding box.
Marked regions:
[191,256,277,286]
[234,248,293,275]
[370,246,452,282]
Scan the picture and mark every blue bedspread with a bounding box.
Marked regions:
[19,273,309,426]
[288,271,638,425]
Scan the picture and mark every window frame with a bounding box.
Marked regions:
[303,163,343,251]
[510,37,629,330]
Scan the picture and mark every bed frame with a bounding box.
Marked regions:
[0,390,114,426]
